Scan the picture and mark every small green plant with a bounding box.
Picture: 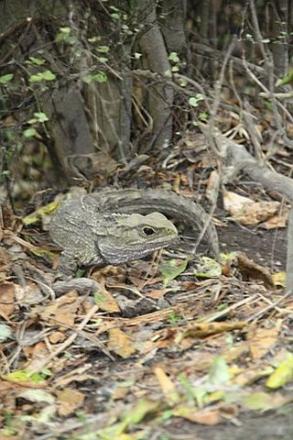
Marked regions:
[23,111,49,139]
[0,73,14,84]
[167,311,184,325]
[29,70,56,83]
[188,94,204,108]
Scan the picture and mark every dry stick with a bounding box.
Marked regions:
[193,39,237,254]
[196,294,259,323]
[260,91,293,100]
[242,58,293,125]
[207,37,237,154]
[286,208,293,294]
[215,133,293,293]
[30,304,101,373]
[193,42,265,75]
[245,2,293,152]
[247,291,292,322]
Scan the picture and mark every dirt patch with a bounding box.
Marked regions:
[218,221,287,270]
[167,409,293,440]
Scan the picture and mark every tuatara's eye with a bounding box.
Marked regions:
[142,226,156,236]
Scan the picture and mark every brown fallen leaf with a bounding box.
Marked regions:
[49,331,66,344]
[108,328,136,358]
[173,406,221,425]
[0,246,11,267]
[56,387,85,416]
[153,366,179,404]
[94,288,120,313]
[233,366,274,386]
[23,342,50,370]
[237,252,273,287]
[223,191,280,225]
[179,321,246,340]
[206,170,220,204]
[260,210,288,229]
[272,271,286,287]
[91,274,120,313]
[154,322,246,352]
[248,321,282,360]
[0,282,15,319]
[145,288,167,299]
[15,281,44,305]
[40,291,79,327]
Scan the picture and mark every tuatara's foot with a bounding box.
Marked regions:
[52,277,100,296]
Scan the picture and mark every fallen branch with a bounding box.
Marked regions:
[204,128,293,294]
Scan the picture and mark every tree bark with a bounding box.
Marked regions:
[137,0,174,150]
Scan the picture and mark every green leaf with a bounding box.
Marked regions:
[56,26,71,43]
[194,256,221,279]
[42,70,56,81]
[276,68,293,86]
[167,311,183,325]
[160,258,189,286]
[96,399,160,439]
[168,52,180,63]
[5,370,46,384]
[188,94,204,108]
[59,26,71,34]
[28,56,45,66]
[97,45,110,53]
[97,57,108,63]
[198,112,208,121]
[22,199,60,225]
[241,391,292,411]
[266,353,293,389]
[82,71,108,84]
[88,36,101,43]
[243,392,275,411]
[94,293,108,305]
[208,356,230,385]
[23,127,39,138]
[28,112,49,123]
[0,73,14,84]
[29,70,56,82]
[164,69,172,78]
[122,398,160,427]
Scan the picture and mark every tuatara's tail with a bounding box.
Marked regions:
[90,189,219,258]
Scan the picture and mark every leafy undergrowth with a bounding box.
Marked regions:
[0,208,292,439]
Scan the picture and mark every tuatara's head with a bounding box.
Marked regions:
[97,212,178,264]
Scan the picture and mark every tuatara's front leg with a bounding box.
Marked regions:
[52,250,102,296]
[58,250,79,277]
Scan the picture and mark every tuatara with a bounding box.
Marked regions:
[49,188,219,273]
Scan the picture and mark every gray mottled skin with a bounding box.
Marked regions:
[49,188,219,273]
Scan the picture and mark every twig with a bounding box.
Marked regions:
[247,291,292,322]
[286,208,293,293]
[30,304,102,373]
[196,294,259,323]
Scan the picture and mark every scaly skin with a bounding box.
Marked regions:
[90,188,219,258]
[49,194,178,273]
[49,188,219,274]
